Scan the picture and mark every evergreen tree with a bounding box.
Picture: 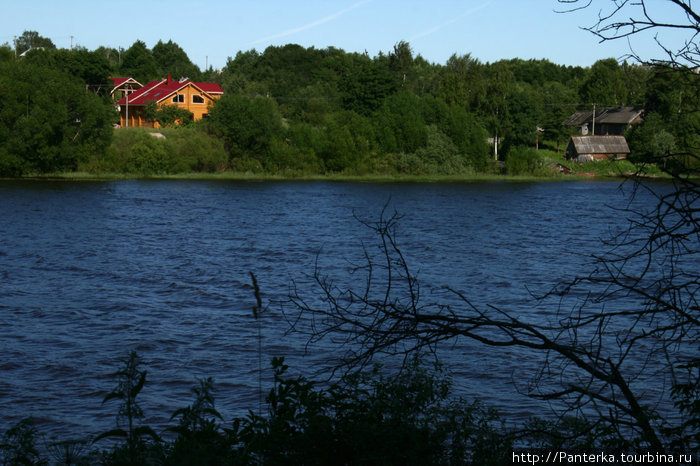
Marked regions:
[120,40,159,83]
[14,30,55,55]
[152,40,201,81]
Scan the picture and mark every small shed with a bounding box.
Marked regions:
[566,135,630,162]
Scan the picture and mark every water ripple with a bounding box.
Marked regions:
[0,179,679,437]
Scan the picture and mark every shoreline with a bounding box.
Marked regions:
[0,171,669,183]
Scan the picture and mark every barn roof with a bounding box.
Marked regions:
[568,135,630,154]
[563,106,644,126]
[597,106,644,124]
[563,111,592,126]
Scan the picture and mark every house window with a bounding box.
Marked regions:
[172,95,184,103]
[192,95,205,104]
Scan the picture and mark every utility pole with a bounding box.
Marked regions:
[70,36,74,50]
[592,103,596,135]
[13,36,17,57]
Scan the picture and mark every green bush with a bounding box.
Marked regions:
[234,356,510,465]
[85,128,228,175]
[126,132,170,175]
[159,128,228,173]
[267,136,322,175]
[505,146,551,176]
[0,148,24,177]
[5,349,666,464]
[0,61,116,175]
[413,125,474,175]
[3,353,516,465]
[206,94,284,158]
[228,155,264,173]
[0,418,45,465]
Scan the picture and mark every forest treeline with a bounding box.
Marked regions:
[0,31,698,176]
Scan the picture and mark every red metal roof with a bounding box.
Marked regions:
[194,82,223,94]
[110,77,129,86]
[116,78,223,106]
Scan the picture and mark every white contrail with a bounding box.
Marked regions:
[409,0,493,41]
[252,0,374,45]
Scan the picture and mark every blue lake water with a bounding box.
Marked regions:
[0,179,681,439]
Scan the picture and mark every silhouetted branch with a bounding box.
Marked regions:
[288,176,697,452]
[556,0,700,67]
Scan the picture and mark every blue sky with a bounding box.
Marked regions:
[0,0,683,70]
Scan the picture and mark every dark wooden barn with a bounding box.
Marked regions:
[566,135,630,162]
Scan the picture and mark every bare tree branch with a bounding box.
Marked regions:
[287,174,697,452]
[556,0,700,67]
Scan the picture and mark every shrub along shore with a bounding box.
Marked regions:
[0,352,632,465]
[4,127,666,183]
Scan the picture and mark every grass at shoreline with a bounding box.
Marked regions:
[1,170,670,183]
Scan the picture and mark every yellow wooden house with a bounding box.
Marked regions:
[115,75,223,128]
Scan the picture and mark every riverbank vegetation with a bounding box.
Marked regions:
[0,351,644,465]
[1,2,698,463]
[1,31,697,179]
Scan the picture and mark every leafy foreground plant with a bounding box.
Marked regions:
[2,351,516,465]
[94,351,162,465]
[232,355,510,465]
[0,418,45,466]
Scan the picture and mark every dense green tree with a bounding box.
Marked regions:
[152,40,201,81]
[580,58,627,106]
[119,40,159,83]
[505,82,544,151]
[540,81,578,151]
[640,66,700,170]
[318,110,374,172]
[22,48,113,89]
[58,48,112,87]
[220,50,260,95]
[420,93,451,127]
[439,53,484,111]
[292,83,339,125]
[627,113,676,164]
[18,47,112,101]
[410,55,441,96]
[421,95,489,169]
[507,58,565,85]
[0,44,14,62]
[248,44,328,101]
[374,91,427,154]
[206,94,284,159]
[339,54,396,116]
[620,61,649,106]
[14,30,55,56]
[443,104,490,169]
[0,61,116,175]
[480,61,513,159]
[389,40,414,88]
[94,46,121,72]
